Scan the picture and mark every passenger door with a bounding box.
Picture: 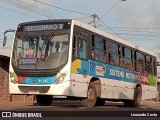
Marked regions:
[71,34,90,97]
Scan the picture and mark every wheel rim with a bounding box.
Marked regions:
[87,88,96,101]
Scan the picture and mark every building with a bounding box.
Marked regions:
[0,48,33,103]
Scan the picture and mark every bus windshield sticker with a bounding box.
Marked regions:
[25,49,33,56]
[19,58,37,65]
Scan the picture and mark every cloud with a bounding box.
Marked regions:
[149,0,160,26]
[111,0,160,52]
[116,0,160,27]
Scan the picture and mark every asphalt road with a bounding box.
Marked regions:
[0,100,160,111]
[0,101,159,119]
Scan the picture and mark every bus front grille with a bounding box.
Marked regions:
[18,86,50,93]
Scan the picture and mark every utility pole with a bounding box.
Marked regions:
[91,13,98,28]
[90,0,126,28]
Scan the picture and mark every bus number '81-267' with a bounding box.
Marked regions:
[38,79,49,83]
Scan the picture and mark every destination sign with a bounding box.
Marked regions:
[23,24,64,32]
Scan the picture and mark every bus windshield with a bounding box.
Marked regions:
[12,32,69,70]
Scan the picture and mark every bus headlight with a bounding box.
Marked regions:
[54,72,67,84]
[10,72,17,83]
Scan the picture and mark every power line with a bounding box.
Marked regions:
[33,0,91,16]
[0,5,39,19]
[105,32,160,38]
[100,28,160,35]
[0,0,56,18]
[3,0,50,17]
[99,26,160,38]
[97,19,160,41]
[88,13,123,38]
[98,18,121,38]
[100,0,126,19]
[102,26,160,30]
[14,0,65,19]
[115,33,160,38]
[75,16,91,20]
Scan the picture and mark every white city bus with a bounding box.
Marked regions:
[5,19,158,108]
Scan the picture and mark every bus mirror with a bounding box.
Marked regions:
[3,36,7,46]
[3,29,15,46]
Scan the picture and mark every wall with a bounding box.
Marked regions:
[0,56,33,103]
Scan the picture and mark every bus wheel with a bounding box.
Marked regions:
[36,95,52,106]
[124,100,131,107]
[96,98,105,106]
[124,86,142,107]
[155,94,159,102]
[80,82,97,108]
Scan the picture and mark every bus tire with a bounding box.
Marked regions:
[96,98,105,106]
[155,94,160,102]
[36,95,52,106]
[124,86,142,107]
[124,100,131,107]
[80,82,97,108]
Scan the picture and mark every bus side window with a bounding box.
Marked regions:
[77,39,87,59]
[109,41,120,66]
[145,55,152,74]
[92,36,106,62]
[135,51,143,72]
[122,47,133,69]
[72,36,87,60]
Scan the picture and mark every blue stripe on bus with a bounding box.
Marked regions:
[20,76,57,84]
[76,59,143,84]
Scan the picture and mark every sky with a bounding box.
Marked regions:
[0,0,160,55]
